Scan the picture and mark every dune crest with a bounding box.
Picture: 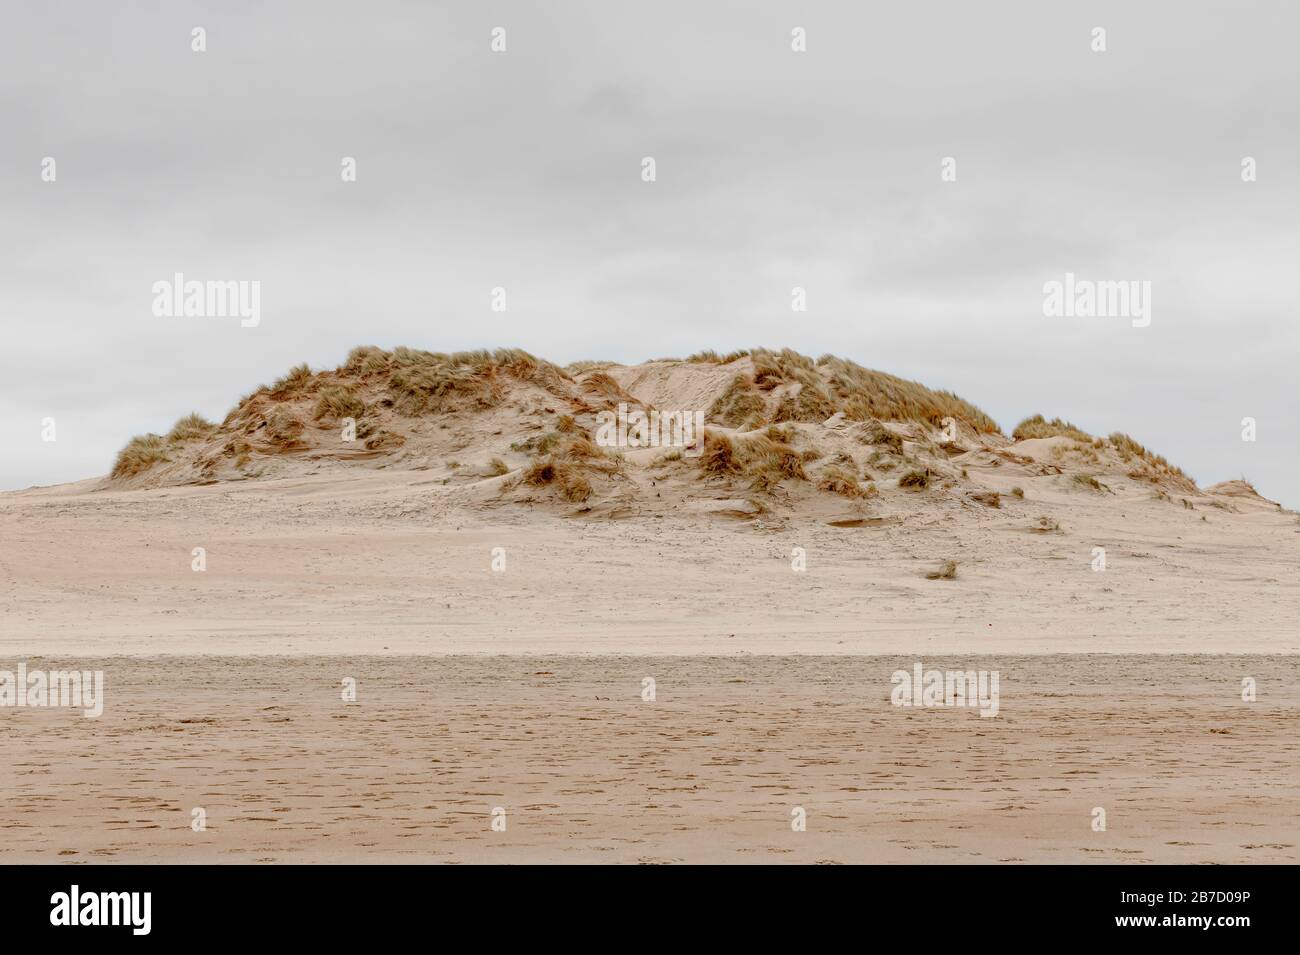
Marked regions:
[103,346,1260,521]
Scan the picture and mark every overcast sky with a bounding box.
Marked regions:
[2,1,1296,506]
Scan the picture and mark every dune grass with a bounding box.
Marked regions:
[313,386,366,421]
[925,559,959,580]
[817,463,864,498]
[166,413,215,443]
[520,434,620,503]
[1012,415,1093,442]
[898,468,930,489]
[708,375,767,428]
[111,434,170,478]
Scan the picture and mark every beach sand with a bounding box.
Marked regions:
[2,655,1295,864]
[3,351,1298,864]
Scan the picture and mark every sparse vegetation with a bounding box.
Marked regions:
[700,430,742,476]
[772,381,837,423]
[853,419,904,454]
[698,430,811,493]
[686,349,752,364]
[1072,473,1106,492]
[313,386,365,422]
[107,347,1205,522]
[385,347,570,416]
[263,407,305,443]
[1010,486,1025,499]
[867,449,897,473]
[518,434,620,504]
[765,423,795,444]
[579,371,641,410]
[925,560,958,580]
[689,348,1001,433]
[817,464,863,498]
[741,435,808,490]
[817,354,1000,433]
[563,360,615,375]
[898,468,930,490]
[522,458,593,502]
[111,434,170,478]
[708,375,767,428]
[1013,415,1092,442]
[271,363,314,398]
[343,346,391,377]
[1109,431,1194,491]
[166,413,215,443]
[363,429,405,451]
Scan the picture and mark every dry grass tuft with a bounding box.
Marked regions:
[564,360,615,375]
[817,464,863,498]
[699,430,742,476]
[898,468,930,489]
[741,434,808,485]
[263,407,305,445]
[520,434,619,503]
[925,559,958,580]
[853,419,904,454]
[686,349,751,364]
[772,382,837,423]
[111,434,170,478]
[166,413,215,443]
[709,375,767,428]
[522,458,594,502]
[697,429,810,493]
[313,386,366,422]
[817,354,1000,433]
[1013,415,1092,442]
[364,429,405,451]
[384,348,570,415]
[387,349,505,414]
[343,346,391,377]
[1072,473,1106,492]
[579,371,641,409]
[1108,432,1195,491]
[271,363,314,398]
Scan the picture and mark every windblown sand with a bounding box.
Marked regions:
[2,470,1297,657]
[1,470,1298,863]
[4,345,1299,865]
[2,655,1295,864]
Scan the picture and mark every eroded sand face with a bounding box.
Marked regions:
[2,656,1295,864]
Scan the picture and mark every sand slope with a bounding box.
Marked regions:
[3,348,1297,864]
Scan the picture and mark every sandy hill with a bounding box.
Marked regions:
[5,346,1297,661]
[104,346,1279,522]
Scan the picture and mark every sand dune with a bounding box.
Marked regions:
[2,348,1296,863]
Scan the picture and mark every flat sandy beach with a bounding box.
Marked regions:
[3,655,1295,864]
